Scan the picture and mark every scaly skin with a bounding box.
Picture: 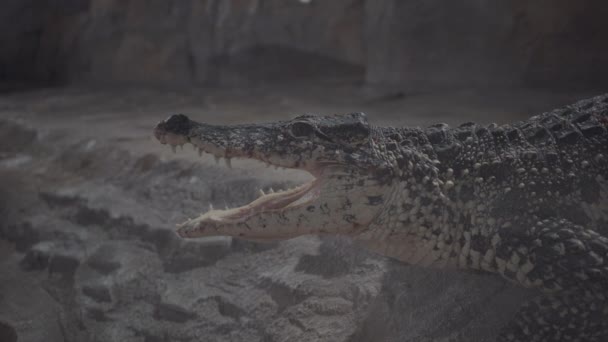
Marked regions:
[154,95,608,341]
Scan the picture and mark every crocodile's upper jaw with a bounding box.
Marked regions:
[154,113,388,241]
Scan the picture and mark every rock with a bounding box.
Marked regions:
[141,227,181,255]
[20,240,83,279]
[230,237,278,253]
[4,0,607,87]
[84,307,112,322]
[0,0,46,82]
[295,236,369,278]
[162,237,231,273]
[20,242,51,271]
[364,0,608,88]
[0,239,15,263]
[85,243,123,275]
[153,302,197,323]
[0,261,66,342]
[0,320,17,342]
[209,45,363,87]
[213,296,246,321]
[0,120,37,154]
[48,253,81,279]
[81,283,112,303]
[75,240,165,331]
[348,260,532,342]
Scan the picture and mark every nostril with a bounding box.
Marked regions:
[0,320,17,342]
[162,114,192,135]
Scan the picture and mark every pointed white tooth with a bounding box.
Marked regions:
[171,145,177,153]
[259,189,266,196]
[214,156,220,164]
[225,158,232,169]
[209,203,214,211]
[198,148,203,157]
[269,187,275,193]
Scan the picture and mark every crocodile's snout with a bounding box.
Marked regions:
[154,114,192,141]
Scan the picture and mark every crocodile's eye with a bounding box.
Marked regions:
[289,122,315,138]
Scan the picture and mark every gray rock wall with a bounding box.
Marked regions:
[1,0,608,88]
[365,0,608,88]
[0,0,45,82]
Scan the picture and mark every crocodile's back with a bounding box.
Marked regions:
[427,94,608,233]
[507,95,608,230]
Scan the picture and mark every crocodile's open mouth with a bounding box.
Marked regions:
[193,179,321,223]
[154,128,322,229]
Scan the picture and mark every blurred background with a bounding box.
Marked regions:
[0,1,607,342]
[3,0,608,89]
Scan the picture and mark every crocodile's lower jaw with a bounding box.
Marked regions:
[157,130,323,237]
[179,178,321,230]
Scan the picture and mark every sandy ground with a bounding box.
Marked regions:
[0,84,604,342]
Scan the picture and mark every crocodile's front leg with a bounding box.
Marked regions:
[493,218,608,341]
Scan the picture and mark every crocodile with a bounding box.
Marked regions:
[154,95,608,341]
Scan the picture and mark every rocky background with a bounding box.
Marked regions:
[2,0,608,88]
[1,1,607,342]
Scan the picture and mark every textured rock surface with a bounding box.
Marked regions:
[0,86,601,341]
[0,0,43,82]
[2,0,608,87]
[366,0,608,88]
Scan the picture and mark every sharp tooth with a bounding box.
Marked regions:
[214,156,221,164]
[198,148,203,157]
[209,203,214,211]
[259,189,266,196]
[171,145,177,153]
[269,187,275,193]
[225,158,232,169]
